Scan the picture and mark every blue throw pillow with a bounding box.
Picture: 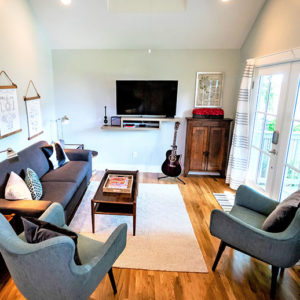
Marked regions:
[25,168,43,200]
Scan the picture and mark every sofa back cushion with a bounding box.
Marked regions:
[0,141,50,198]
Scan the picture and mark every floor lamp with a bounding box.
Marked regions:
[55,115,69,141]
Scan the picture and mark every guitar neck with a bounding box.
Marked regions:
[171,128,179,155]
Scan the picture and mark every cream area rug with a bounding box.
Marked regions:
[70,182,208,273]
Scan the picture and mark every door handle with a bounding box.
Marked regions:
[268,149,277,155]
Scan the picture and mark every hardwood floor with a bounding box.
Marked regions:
[0,172,299,300]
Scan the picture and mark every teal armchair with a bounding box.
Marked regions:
[0,203,127,300]
[210,185,300,299]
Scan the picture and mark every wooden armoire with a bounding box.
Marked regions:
[183,118,232,177]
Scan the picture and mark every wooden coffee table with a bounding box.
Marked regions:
[91,170,139,235]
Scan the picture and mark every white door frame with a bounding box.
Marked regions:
[247,63,291,199]
[273,62,300,199]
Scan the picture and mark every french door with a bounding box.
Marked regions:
[247,62,300,201]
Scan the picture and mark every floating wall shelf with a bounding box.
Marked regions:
[101,117,181,131]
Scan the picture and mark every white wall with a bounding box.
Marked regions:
[241,0,300,60]
[52,49,240,172]
[0,0,56,161]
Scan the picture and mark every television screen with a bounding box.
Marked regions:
[116,80,178,117]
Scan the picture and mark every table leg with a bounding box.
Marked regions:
[133,214,136,236]
[133,202,136,236]
[91,201,95,233]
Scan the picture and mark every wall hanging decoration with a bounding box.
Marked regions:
[0,70,22,139]
[24,80,43,140]
[194,72,224,108]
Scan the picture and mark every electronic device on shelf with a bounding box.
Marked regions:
[116,80,178,118]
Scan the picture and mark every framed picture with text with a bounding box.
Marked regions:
[194,72,224,107]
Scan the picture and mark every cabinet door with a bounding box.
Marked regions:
[189,126,208,171]
[207,127,225,171]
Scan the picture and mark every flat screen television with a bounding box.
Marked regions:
[116,80,178,117]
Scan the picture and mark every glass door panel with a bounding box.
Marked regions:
[248,64,290,196]
[280,79,300,200]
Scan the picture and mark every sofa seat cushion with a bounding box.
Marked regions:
[41,161,89,188]
[41,182,77,208]
[230,205,267,229]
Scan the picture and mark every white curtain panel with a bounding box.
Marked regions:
[226,59,255,190]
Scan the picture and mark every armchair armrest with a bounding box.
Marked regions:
[38,203,66,227]
[235,185,278,216]
[0,198,51,218]
[65,149,91,162]
[210,209,300,267]
[72,223,127,275]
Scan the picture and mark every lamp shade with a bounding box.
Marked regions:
[7,148,18,159]
[0,148,18,160]
[61,115,70,125]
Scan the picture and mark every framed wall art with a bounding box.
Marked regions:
[0,71,22,139]
[24,80,43,140]
[194,72,224,107]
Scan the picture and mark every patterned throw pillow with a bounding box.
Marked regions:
[55,141,70,166]
[42,142,69,169]
[25,168,43,200]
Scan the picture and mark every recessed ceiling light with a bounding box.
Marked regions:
[222,0,230,2]
[61,0,72,6]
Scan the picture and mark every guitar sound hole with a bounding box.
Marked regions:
[169,155,176,162]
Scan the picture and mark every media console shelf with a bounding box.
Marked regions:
[101,117,180,131]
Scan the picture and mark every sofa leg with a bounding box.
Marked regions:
[108,268,117,294]
[212,241,226,271]
[270,266,279,299]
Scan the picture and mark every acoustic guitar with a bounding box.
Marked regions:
[161,121,182,177]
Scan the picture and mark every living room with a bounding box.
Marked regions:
[0,0,299,299]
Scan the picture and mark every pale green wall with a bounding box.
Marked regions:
[0,0,56,161]
[52,49,240,171]
[241,0,300,60]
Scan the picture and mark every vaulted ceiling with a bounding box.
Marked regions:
[28,0,265,49]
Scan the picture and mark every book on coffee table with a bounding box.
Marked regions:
[103,174,133,194]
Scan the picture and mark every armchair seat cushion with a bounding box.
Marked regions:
[41,161,89,188]
[41,182,77,208]
[230,205,267,229]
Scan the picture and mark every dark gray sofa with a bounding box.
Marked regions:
[0,141,92,224]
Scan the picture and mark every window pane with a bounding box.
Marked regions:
[257,76,270,112]
[262,115,276,152]
[248,148,260,180]
[281,167,300,201]
[256,153,270,191]
[267,74,283,115]
[287,121,300,171]
[252,113,265,148]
